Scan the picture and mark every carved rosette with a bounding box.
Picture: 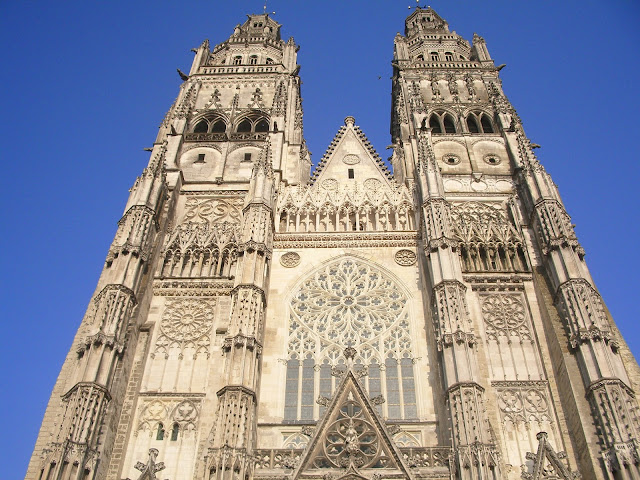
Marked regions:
[394,249,416,266]
[280,252,301,268]
[155,299,214,355]
[481,294,532,344]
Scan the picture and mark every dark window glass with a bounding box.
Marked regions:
[348,169,355,179]
[244,153,252,162]
[156,423,165,441]
[284,360,299,420]
[194,120,208,133]
[429,115,442,134]
[237,119,252,132]
[195,153,205,164]
[170,423,179,441]
[211,120,225,133]
[467,116,480,133]
[233,56,242,65]
[443,115,456,133]
[481,114,494,133]
[255,119,269,132]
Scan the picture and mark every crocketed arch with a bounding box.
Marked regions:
[284,257,417,421]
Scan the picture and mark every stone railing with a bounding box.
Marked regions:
[184,132,227,142]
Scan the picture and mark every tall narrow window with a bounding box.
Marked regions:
[156,423,165,441]
[171,423,179,441]
[249,55,258,65]
[429,115,442,133]
[467,116,480,133]
[233,56,242,65]
[430,52,439,61]
[348,168,355,179]
[481,114,494,133]
[443,114,456,133]
[445,52,454,61]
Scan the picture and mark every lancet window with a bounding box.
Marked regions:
[192,117,227,134]
[466,111,495,134]
[235,114,270,133]
[428,111,457,134]
[284,258,417,421]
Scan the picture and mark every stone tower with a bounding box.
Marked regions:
[27,8,640,480]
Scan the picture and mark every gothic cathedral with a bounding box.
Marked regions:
[27,8,640,480]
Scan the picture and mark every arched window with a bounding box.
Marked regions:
[429,115,442,134]
[443,114,456,133]
[156,423,165,441]
[255,119,269,132]
[249,55,258,65]
[266,58,274,65]
[193,120,208,133]
[211,120,226,133]
[430,51,439,61]
[467,115,480,133]
[237,119,252,132]
[481,114,494,133]
[284,258,417,421]
[171,423,179,441]
[233,56,242,65]
[445,52,454,61]
[416,54,424,62]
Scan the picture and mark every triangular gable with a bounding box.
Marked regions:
[293,368,414,480]
[311,116,393,187]
[522,432,580,479]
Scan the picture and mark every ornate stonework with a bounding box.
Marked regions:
[28,8,639,480]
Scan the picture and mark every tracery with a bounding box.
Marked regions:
[285,258,417,421]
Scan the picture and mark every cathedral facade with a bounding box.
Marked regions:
[27,8,640,480]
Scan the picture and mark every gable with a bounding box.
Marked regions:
[312,116,393,189]
[293,367,413,480]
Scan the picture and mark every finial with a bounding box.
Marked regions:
[263,1,275,15]
[408,0,428,10]
[344,116,355,127]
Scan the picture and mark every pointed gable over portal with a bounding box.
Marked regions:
[293,348,414,480]
[311,116,393,188]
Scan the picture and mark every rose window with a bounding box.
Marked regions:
[285,258,417,421]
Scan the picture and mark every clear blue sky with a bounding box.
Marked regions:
[1,1,639,477]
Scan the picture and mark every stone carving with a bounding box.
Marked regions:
[342,154,360,165]
[522,432,580,479]
[481,294,532,343]
[451,202,528,273]
[288,258,412,365]
[324,400,379,467]
[493,382,551,425]
[183,197,243,224]
[278,181,414,233]
[394,249,416,266]
[280,252,301,268]
[133,449,165,480]
[283,433,309,449]
[136,398,201,437]
[321,178,338,191]
[155,299,214,354]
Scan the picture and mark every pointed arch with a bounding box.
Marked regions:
[428,114,442,133]
[480,113,494,133]
[466,115,480,133]
[443,114,457,133]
